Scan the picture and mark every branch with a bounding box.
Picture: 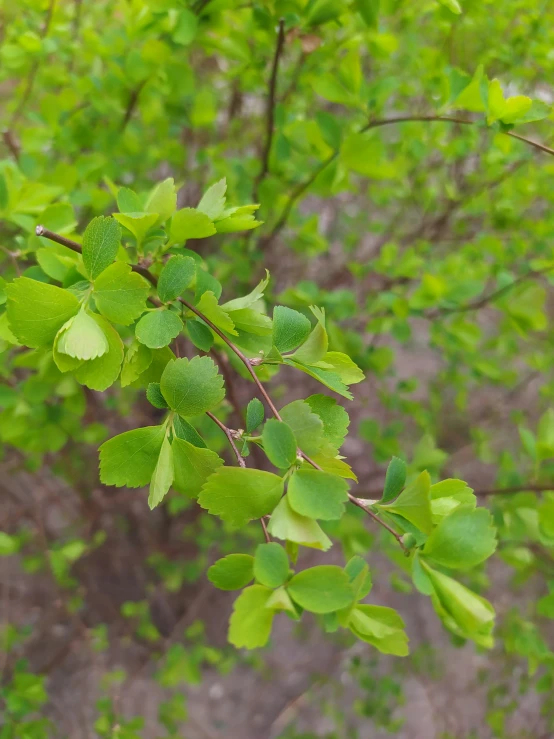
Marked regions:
[206,411,245,468]
[120,80,147,132]
[259,113,554,250]
[253,18,286,200]
[348,495,407,552]
[36,225,405,550]
[476,484,553,497]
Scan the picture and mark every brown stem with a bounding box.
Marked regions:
[348,495,407,552]
[120,80,147,132]
[253,18,286,199]
[260,114,554,250]
[206,411,245,468]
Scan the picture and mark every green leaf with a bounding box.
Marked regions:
[113,212,158,246]
[228,585,274,649]
[172,437,223,497]
[169,207,216,245]
[349,605,409,656]
[173,9,198,45]
[117,187,141,213]
[429,478,476,523]
[379,471,433,534]
[187,319,214,351]
[537,408,554,460]
[381,457,406,503]
[273,306,311,353]
[356,0,379,27]
[197,178,227,221]
[0,532,19,556]
[305,394,349,452]
[160,356,225,417]
[148,435,174,509]
[266,587,300,617]
[99,425,166,487]
[262,419,297,469]
[422,561,495,646]
[487,79,531,125]
[172,417,207,448]
[286,359,353,400]
[146,382,168,409]
[144,177,177,224]
[310,453,358,481]
[288,469,348,520]
[135,310,183,349]
[198,467,283,526]
[423,506,497,570]
[228,308,272,336]
[246,398,265,433]
[207,554,254,590]
[82,216,121,280]
[158,256,195,303]
[287,566,354,614]
[267,496,332,551]
[56,309,109,360]
[345,556,372,600]
[121,342,153,387]
[221,271,269,312]
[195,291,237,335]
[93,262,150,325]
[254,543,289,588]
[510,99,551,124]
[280,399,325,456]
[291,306,328,364]
[6,277,79,348]
[73,314,124,391]
[437,0,461,13]
[315,351,364,385]
[214,210,262,233]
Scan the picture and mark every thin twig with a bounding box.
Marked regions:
[120,80,147,132]
[259,114,554,250]
[253,18,286,199]
[206,411,245,468]
[348,495,407,552]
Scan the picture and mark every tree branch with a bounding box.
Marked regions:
[206,411,245,468]
[253,18,286,200]
[348,495,407,552]
[259,113,554,251]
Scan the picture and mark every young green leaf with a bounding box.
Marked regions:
[160,356,225,417]
[228,585,274,649]
[121,342,153,387]
[144,177,177,224]
[290,306,328,364]
[157,255,196,303]
[93,262,150,325]
[437,0,461,14]
[349,605,409,656]
[117,187,141,213]
[73,314,124,391]
[287,566,354,614]
[172,417,207,448]
[288,469,349,520]
[195,291,237,335]
[246,398,265,433]
[262,419,297,469]
[6,277,79,348]
[221,271,269,312]
[148,435,174,509]
[315,351,365,385]
[56,310,109,361]
[113,212,158,246]
[197,178,227,221]
[198,467,283,526]
[305,394,349,451]
[135,310,183,349]
[186,319,214,351]
[146,382,168,409]
[207,554,254,590]
[429,478,476,522]
[378,471,433,534]
[423,506,497,570]
[172,437,223,497]
[344,556,372,600]
[267,496,332,551]
[253,543,289,588]
[169,207,216,245]
[381,457,406,503]
[280,399,325,456]
[99,425,166,487]
[82,216,121,280]
[272,306,312,353]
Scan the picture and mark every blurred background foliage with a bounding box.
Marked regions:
[1,0,554,737]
